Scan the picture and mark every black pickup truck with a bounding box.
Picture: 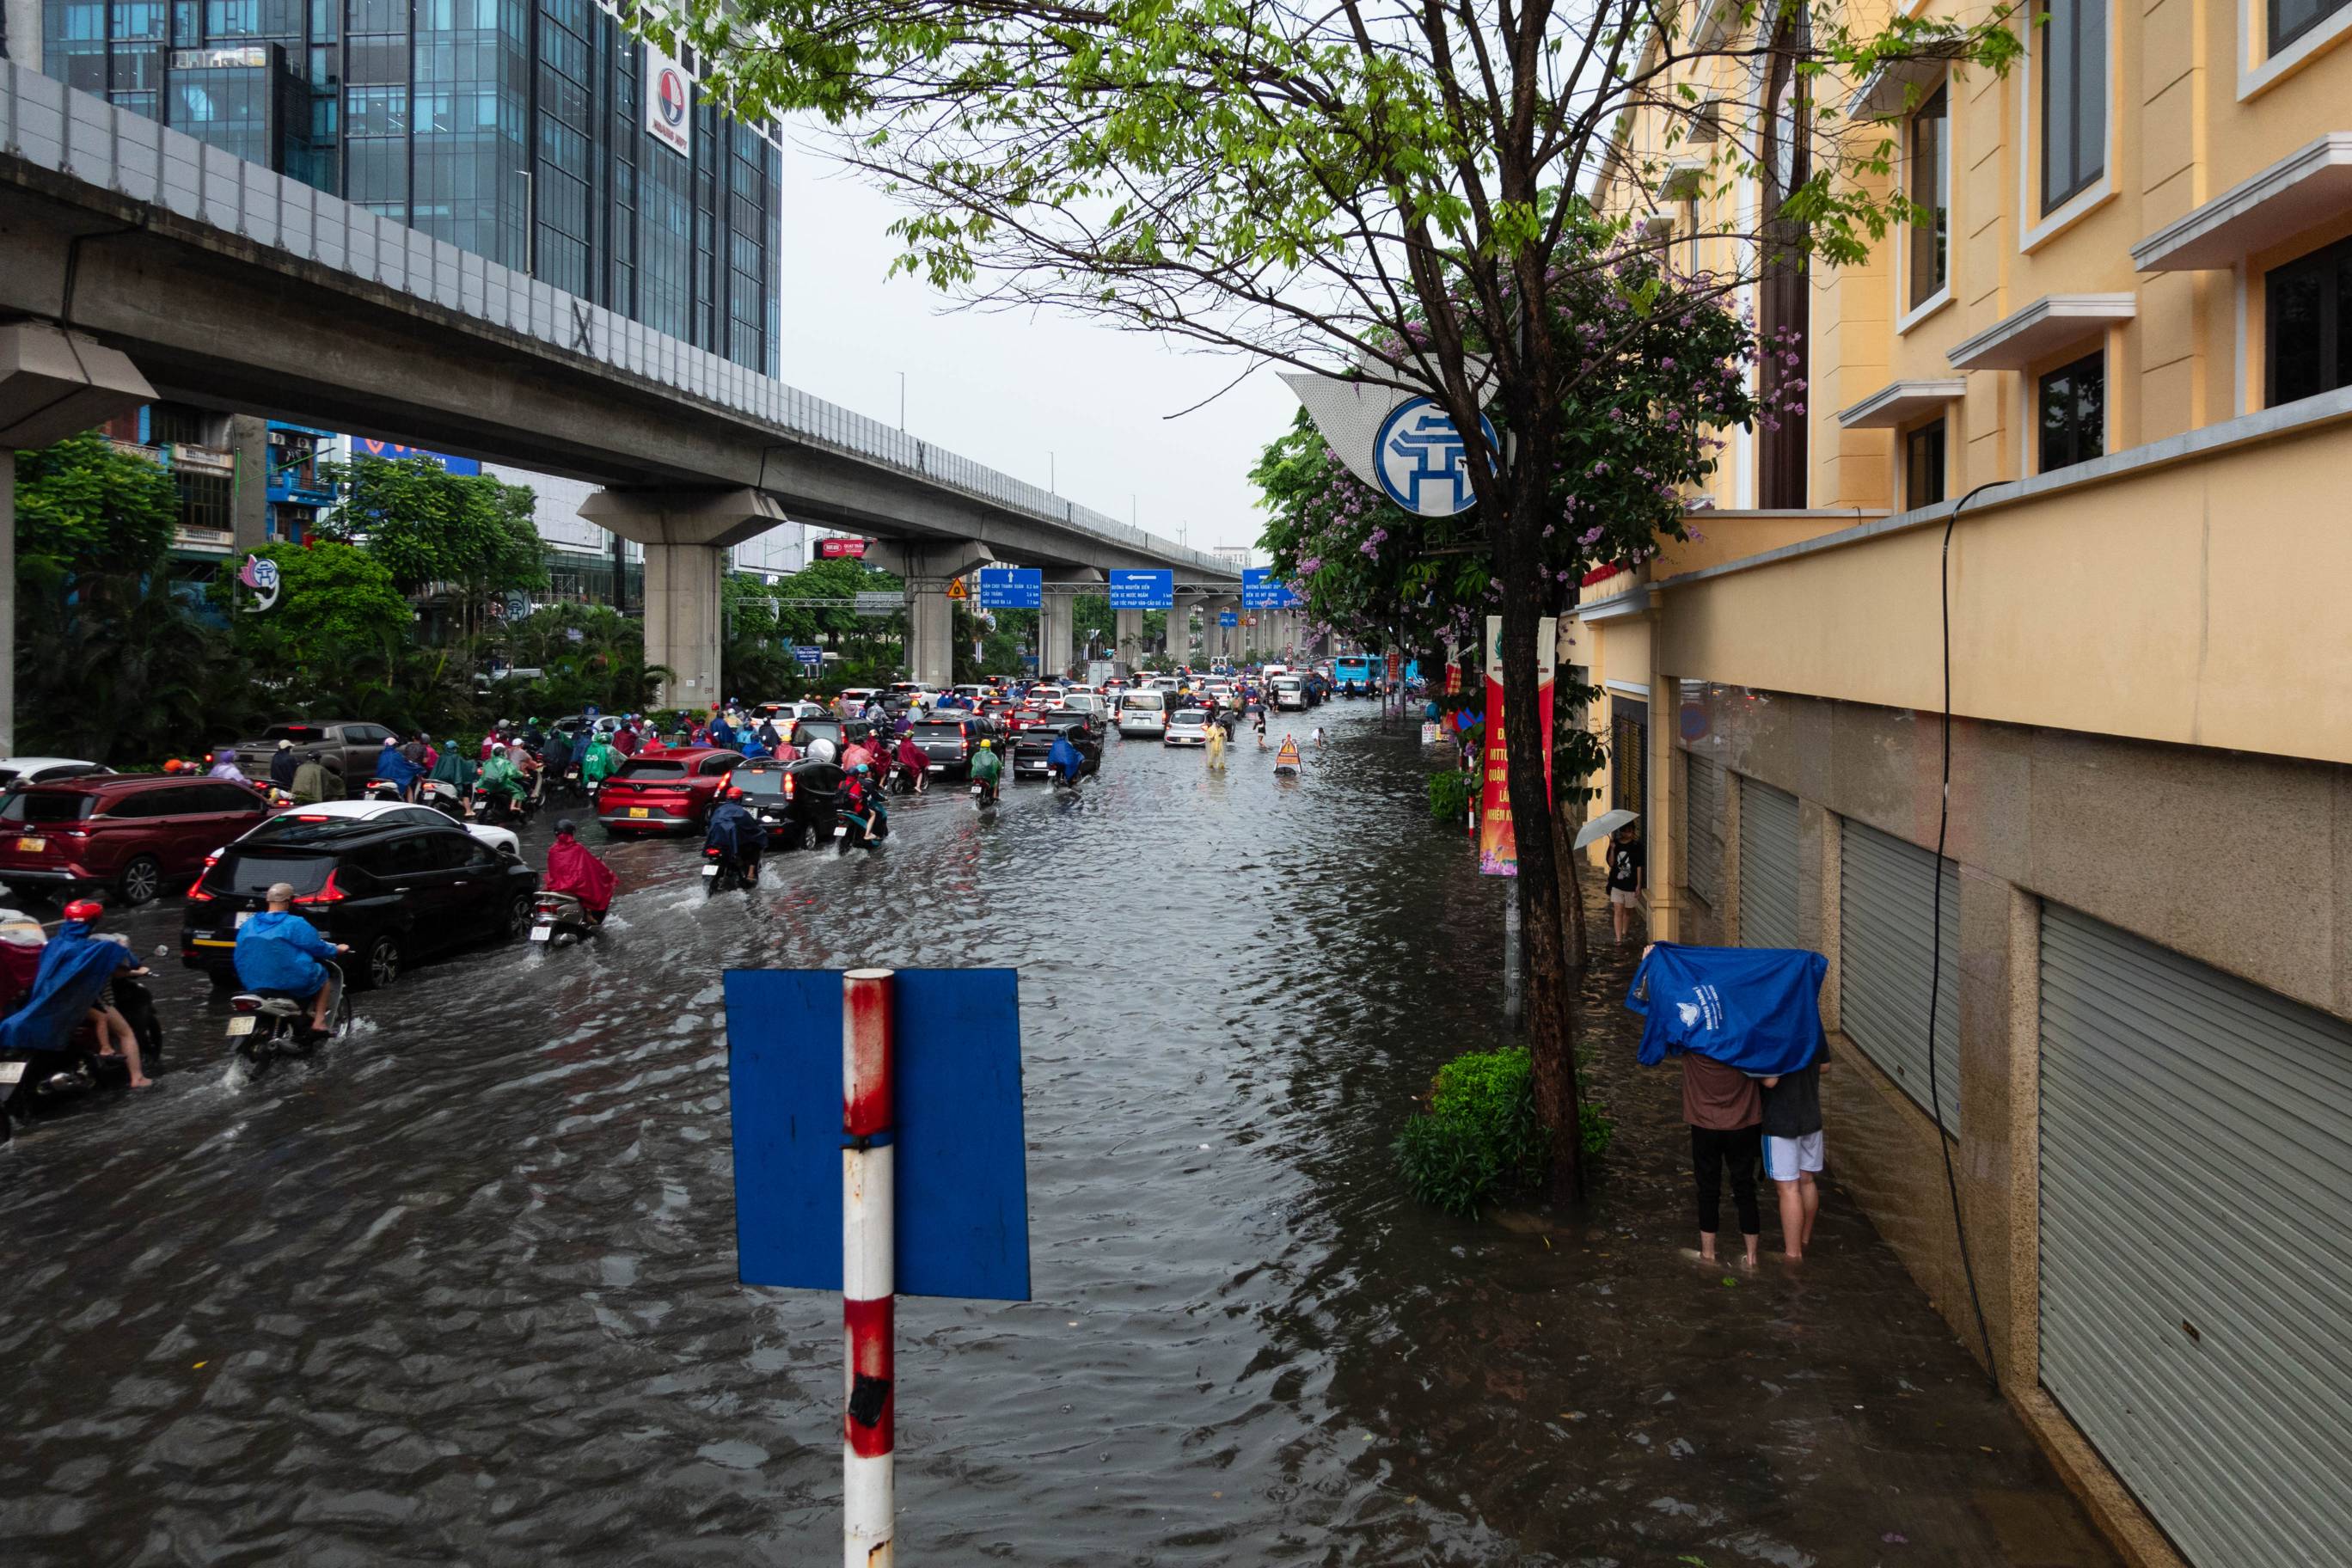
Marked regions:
[230,721,396,793]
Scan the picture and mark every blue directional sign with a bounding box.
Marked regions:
[1218,609,1239,628]
[1241,567,1302,609]
[1107,568,1173,609]
[977,567,1043,609]
[726,969,1031,1302]
[793,644,824,671]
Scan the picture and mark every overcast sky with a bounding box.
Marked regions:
[770,137,1298,560]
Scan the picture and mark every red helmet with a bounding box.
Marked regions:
[63,899,104,922]
[725,786,745,800]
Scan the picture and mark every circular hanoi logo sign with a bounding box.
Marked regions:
[1373,395,1498,518]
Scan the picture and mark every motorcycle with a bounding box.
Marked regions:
[702,844,758,894]
[970,775,1000,811]
[531,890,605,941]
[224,961,350,1078]
[471,781,535,827]
[0,972,163,1142]
[417,777,467,819]
[361,776,407,802]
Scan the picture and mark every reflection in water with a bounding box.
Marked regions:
[0,708,2109,1565]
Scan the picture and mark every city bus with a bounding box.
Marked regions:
[1332,654,1376,696]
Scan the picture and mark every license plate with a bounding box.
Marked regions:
[0,1061,23,1085]
[13,836,42,852]
[928,764,943,773]
[833,825,848,837]
[969,785,983,795]
[529,924,553,941]
[235,910,253,928]
[628,807,649,818]
[701,864,720,877]
[226,1016,255,1036]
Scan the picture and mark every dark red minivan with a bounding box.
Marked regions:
[0,775,276,905]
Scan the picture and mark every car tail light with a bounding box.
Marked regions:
[783,774,796,799]
[187,880,213,901]
[294,871,346,904]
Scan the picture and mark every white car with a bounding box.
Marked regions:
[258,798,523,860]
[1117,689,1167,737]
[1273,677,1308,710]
[0,757,113,791]
[1163,708,1213,747]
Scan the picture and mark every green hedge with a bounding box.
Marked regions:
[1427,768,1474,823]
[1394,1044,1614,1217]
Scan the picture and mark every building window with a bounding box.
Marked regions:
[2272,0,2352,52]
[1904,420,1947,509]
[2041,0,2106,212]
[1610,696,1649,814]
[2264,234,2352,407]
[2037,351,2104,473]
[1908,83,1948,308]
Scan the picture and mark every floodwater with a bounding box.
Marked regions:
[0,708,2116,1566]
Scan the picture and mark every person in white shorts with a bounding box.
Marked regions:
[1757,1044,1828,1260]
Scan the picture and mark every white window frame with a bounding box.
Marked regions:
[2018,0,2119,254]
[2239,0,2352,98]
[1896,73,1955,332]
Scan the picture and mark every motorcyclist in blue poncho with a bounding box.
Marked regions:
[372,735,422,801]
[236,881,350,1036]
[1047,729,1086,787]
[0,900,152,1087]
[703,787,769,885]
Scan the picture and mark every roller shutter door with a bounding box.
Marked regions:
[2039,906,2352,1567]
[1837,819,1959,1135]
[1736,777,1798,949]
[1685,754,1724,909]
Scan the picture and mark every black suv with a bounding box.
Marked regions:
[1012,719,1101,781]
[181,817,539,988]
[731,757,845,850]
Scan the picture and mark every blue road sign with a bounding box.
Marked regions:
[726,969,1031,1302]
[1218,609,1239,627]
[793,645,824,671]
[1241,567,1302,609]
[1107,568,1173,609]
[977,567,1043,609]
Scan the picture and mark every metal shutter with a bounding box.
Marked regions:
[1736,776,1798,949]
[1686,754,1724,908]
[2040,906,2352,1567]
[1837,819,1960,1135]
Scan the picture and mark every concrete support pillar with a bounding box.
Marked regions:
[1040,567,1099,682]
[1115,608,1143,672]
[1172,594,1200,667]
[230,413,269,549]
[0,323,156,761]
[862,538,992,689]
[579,487,789,709]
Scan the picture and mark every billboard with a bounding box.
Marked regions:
[346,437,481,475]
[977,567,1042,609]
[818,537,868,560]
[1106,569,1173,609]
[1241,567,1302,609]
[645,44,691,156]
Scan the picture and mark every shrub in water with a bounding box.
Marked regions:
[1395,1045,1617,1216]
[1426,768,1474,824]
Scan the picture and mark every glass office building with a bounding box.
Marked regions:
[40,0,781,375]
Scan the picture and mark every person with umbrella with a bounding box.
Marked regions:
[1605,819,1645,941]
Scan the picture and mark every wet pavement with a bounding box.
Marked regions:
[0,707,2118,1566]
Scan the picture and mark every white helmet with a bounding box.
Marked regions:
[808,738,837,764]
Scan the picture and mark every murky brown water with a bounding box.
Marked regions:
[0,707,2112,1565]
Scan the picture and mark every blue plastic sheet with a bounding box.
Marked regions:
[1626,942,1827,1076]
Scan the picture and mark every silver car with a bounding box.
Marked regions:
[1163,708,1212,746]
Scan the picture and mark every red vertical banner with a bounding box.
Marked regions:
[1477,615,1557,877]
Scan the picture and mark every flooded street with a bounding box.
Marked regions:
[0,708,2112,1566]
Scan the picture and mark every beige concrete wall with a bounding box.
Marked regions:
[1657,407,2352,768]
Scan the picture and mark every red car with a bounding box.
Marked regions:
[0,775,276,905]
[592,748,747,835]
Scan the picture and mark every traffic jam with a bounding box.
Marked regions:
[0,662,1355,1141]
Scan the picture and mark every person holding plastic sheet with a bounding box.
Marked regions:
[1627,942,1828,1270]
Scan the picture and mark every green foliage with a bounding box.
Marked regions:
[13,431,177,577]
[322,456,545,602]
[488,603,670,718]
[1426,767,1473,823]
[1395,1044,1620,1217]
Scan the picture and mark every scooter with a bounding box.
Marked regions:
[417,777,466,819]
[471,781,535,827]
[970,775,1000,811]
[702,844,759,894]
[530,891,604,942]
[224,961,350,1078]
[832,798,889,854]
[0,972,163,1143]
[361,777,406,802]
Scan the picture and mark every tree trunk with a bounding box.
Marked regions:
[1493,432,1586,1205]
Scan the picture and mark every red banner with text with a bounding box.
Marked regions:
[1477,614,1556,878]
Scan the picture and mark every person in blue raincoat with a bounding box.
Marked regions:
[1047,727,1086,787]
[702,787,768,885]
[236,881,349,1035]
[708,712,737,751]
[0,900,151,1087]
[372,735,423,801]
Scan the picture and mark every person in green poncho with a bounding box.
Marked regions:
[581,733,620,787]
[477,748,527,818]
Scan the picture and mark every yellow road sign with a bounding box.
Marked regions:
[946,577,969,600]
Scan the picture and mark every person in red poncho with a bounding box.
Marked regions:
[543,818,618,922]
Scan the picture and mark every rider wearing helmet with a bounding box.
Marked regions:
[233,881,350,1036]
[967,735,1002,805]
[703,785,768,885]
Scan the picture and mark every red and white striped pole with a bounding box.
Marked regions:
[842,968,896,1567]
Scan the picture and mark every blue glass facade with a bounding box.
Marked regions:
[42,0,781,375]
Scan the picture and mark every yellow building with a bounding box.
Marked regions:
[1585,4,2352,1566]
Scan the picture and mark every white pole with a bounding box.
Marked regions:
[842,968,896,1566]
